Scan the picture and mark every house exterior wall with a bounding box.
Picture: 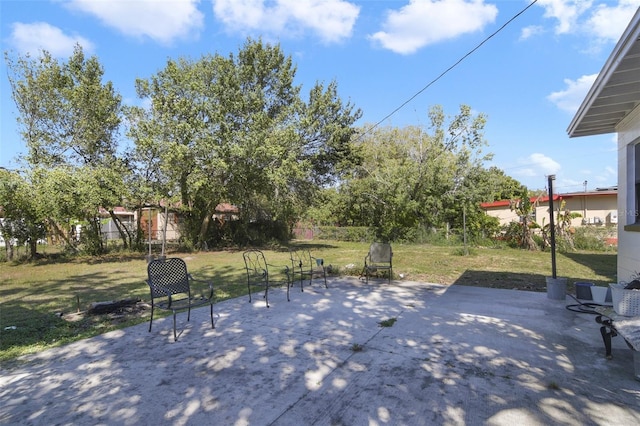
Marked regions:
[561,194,618,226]
[483,204,519,225]
[483,193,617,229]
[617,105,640,282]
[157,211,179,241]
[0,218,8,247]
[139,208,158,240]
[138,208,179,241]
[534,205,551,227]
[101,213,135,240]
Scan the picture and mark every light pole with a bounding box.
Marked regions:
[160,192,171,260]
[548,175,557,279]
[145,206,153,263]
[463,203,468,256]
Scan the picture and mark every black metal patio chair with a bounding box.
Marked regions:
[243,249,291,308]
[146,257,215,341]
[289,248,328,292]
[363,242,393,284]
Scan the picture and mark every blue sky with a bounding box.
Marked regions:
[1,0,639,192]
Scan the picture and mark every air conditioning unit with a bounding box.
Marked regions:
[608,211,618,224]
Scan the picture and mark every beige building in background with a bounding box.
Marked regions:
[481,188,618,229]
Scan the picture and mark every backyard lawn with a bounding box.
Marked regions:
[0,240,616,362]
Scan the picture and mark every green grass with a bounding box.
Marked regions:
[0,240,616,363]
[378,318,397,327]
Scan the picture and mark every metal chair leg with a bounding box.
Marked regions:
[210,303,215,329]
[149,305,154,332]
[173,311,178,342]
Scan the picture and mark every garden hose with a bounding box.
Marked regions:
[565,293,607,315]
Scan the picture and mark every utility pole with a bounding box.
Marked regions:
[583,180,588,221]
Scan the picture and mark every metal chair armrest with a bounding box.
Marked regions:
[188,277,215,300]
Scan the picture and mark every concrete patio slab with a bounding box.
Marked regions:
[1,278,639,425]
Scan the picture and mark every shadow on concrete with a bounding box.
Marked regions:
[1,278,638,425]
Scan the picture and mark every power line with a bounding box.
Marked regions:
[358,0,539,139]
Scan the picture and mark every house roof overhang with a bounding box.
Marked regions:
[567,8,640,138]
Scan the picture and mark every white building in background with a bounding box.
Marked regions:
[0,218,9,247]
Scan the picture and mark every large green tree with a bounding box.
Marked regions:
[5,45,127,253]
[443,166,524,240]
[0,168,46,260]
[128,38,361,247]
[333,105,497,241]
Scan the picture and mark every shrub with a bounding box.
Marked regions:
[316,226,373,242]
[572,227,613,251]
[452,247,477,256]
[410,226,462,246]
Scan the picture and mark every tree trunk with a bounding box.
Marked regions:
[4,242,14,261]
[88,216,104,254]
[135,206,145,247]
[0,223,14,260]
[198,211,212,250]
[108,210,129,249]
[29,238,38,258]
[48,219,78,252]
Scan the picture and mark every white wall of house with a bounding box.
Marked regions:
[157,211,179,241]
[617,105,640,282]
[0,218,8,247]
[101,209,179,241]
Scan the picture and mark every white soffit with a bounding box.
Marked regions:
[568,8,640,138]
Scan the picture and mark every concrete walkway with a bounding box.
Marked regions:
[1,278,639,425]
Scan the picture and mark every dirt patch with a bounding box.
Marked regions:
[64,301,151,326]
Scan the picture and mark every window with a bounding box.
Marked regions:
[624,141,640,231]
[636,143,640,223]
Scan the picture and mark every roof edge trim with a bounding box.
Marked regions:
[567,8,640,138]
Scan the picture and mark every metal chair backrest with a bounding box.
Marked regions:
[369,243,392,264]
[147,258,190,298]
[290,248,310,269]
[243,249,268,283]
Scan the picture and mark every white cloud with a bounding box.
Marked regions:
[560,177,588,190]
[586,0,640,42]
[575,161,616,185]
[536,0,593,35]
[547,74,597,114]
[212,0,360,43]
[520,25,545,40]
[604,166,616,177]
[582,165,616,186]
[369,0,498,54]
[65,0,204,45]
[516,153,561,178]
[532,0,640,44]
[8,22,94,57]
